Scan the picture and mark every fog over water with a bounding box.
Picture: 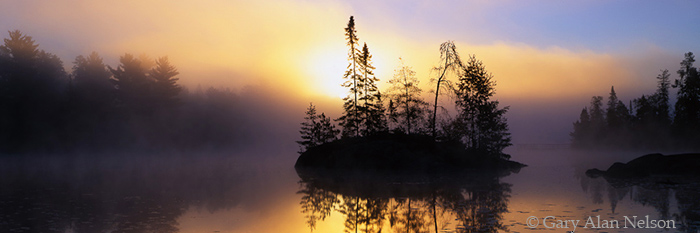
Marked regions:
[1,1,700,232]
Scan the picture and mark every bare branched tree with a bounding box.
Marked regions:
[430,41,462,138]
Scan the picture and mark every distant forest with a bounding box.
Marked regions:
[571,52,700,150]
[297,16,511,158]
[0,30,263,154]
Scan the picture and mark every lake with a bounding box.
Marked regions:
[0,147,698,233]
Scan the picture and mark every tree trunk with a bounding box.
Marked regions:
[432,58,449,139]
[433,193,438,233]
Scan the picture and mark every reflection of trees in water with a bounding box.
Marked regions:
[337,196,389,233]
[298,181,339,230]
[580,172,700,233]
[389,198,430,233]
[0,156,257,233]
[448,182,511,233]
[674,187,700,233]
[297,172,512,233]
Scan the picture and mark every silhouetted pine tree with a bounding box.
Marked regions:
[605,86,632,146]
[672,52,700,145]
[297,103,338,153]
[589,96,605,143]
[606,86,622,130]
[652,69,671,126]
[150,56,181,108]
[0,30,68,152]
[70,52,116,148]
[358,43,386,135]
[365,91,388,135]
[632,94,656,146]
[110,54,154,114]
[337,16,363,137]
[571,108,591,147]
[386,58,428,134]
[454,55,511,158]
[72,52,114,106]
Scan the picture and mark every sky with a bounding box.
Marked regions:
[1,0,699,144]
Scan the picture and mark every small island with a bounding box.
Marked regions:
[586,153,700,179]
[295,16,524,173]
[295,133,524,172]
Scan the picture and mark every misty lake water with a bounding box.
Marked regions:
[1,147,699,233]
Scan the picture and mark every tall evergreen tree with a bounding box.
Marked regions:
[571,107,591,147]
[338,16,363,137]
[632,94,656,146]
[652,69,671,126]
[0,30,68,152]
[70,52,116,147]
[72,52,114,107]
[672,52,700,143]
[606,86,622,130]
[386,58,428,134]
[358,43,385,135]
[454,55,511,158]
[110,54,153,114]
[588,96,605,145]
[150,56,181,108]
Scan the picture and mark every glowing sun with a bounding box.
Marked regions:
[305,46,348,99]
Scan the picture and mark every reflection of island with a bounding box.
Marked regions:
[296,168,514,233]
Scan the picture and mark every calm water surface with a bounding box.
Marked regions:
[0,148,698,233]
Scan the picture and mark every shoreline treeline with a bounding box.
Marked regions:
[571,52,700,150]
[0,30,261,154]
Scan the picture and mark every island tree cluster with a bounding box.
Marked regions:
[297,16,512,159]
[571,52,700,149]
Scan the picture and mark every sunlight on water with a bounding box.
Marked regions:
[0,149,697,233]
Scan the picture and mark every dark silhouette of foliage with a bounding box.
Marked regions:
[338,16,363,138]
[606,86,622,129]
[150,56,181,109]
[653,69,672,126]
[672,52,700,144]
[571,52,700,149]
[110,53,154,114]
[297,103,339,153]
[571,108,591,147]
[358,43,387,135]
[387,58,428,134]
[337,18,387,138]
[0,30,269,153]
[68,52,117,148]
[72,52,114,106]
[605,86,632,146]
[0,30,68,152]
[430,41,462,138]
[296,170,513,233]
[298,179,340,232]
[299,17,516,165]
[453,55,511,158]
[571,96,605,148]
